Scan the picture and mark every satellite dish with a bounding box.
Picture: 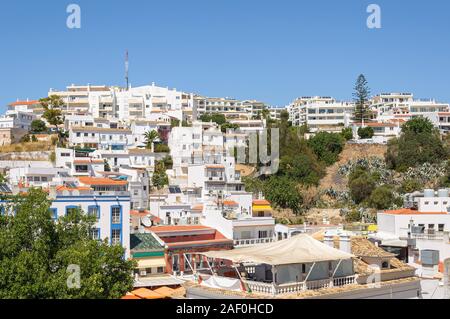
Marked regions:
[141,216,152,227]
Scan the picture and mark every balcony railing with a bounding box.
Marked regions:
[234,237,274,247]
[411,232,445,240]
[242,275,357,295]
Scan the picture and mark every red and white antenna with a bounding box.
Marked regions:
[125,50,129,90]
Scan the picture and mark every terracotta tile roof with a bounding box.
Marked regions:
[191,204,204,211]
[121,293,141,300]
[128,148,155,155]
[351,237,396,258]
[56,185,92,192]
[130,209,150,217]
[9,100,40,106]
[205,164,225,169]
[383,208,448,215]
[73,159,105,164]
[78,176,128,186]
[166,238,233,248]
[71,126,132,134]
[253,199,271,206]
[223,200,239,207]
[150,225,212,233]
[131,288,164,299]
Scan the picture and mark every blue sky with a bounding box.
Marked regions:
[1,0,450,113]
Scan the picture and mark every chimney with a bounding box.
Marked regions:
[339,234,352,254]
[324,233,334,248]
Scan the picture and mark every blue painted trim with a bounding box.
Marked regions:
[110,205,123,246]
[55,196,130,199]
[53,200,129,204]
[65,205,79,216]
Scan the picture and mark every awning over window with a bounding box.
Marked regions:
[136,257,166,269]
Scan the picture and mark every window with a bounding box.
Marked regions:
[258,230,268,239]
[66,206,79,216]
[90,228,100,240]
[111,229,121,245]
[50,208,58,220]
[88,206,100,219]
[157,267,164,273]
[438,224,445,232]
[428,224,435,229]
[111,206,121,224]
[381,261,389,269]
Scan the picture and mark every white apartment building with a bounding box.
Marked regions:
[193,96,248,120]
[8,167,71,188]
[149,189,203,226]
[268,107,284,121]
[0,110,36,131]
[371,93,449,123]
[201,199,276,248]
[48,83,192,121]
[69,126,133,151]
[8,99,43,116]
[377,189,450,261]
[130,119,172,147]
[55,148,105,176]
[288,96,354,132]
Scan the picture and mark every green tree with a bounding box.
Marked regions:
[341,127,353,141]
[200,113,226,125]
[279,153,323,186]
[154,144,170,153]
[144,130,159,150]
[349,173,376,204]
[368,186,397,210]
[20,134,31,143]
[386,119,448,171]
[221,122,239,133]
[346,210,362,223]
[40,95,64,135]
[0,188,135,299]
[307,132,345,166]
[353,74,371,124]
[152,161,169,190]
[402,117,435,135]
[357,126,374,139]
[263,176,303,214]
[30,120,47,133]
[400,179,422,193]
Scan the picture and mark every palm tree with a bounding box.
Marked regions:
[144,130,160,151]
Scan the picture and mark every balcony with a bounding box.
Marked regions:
[241,275,357,295]
[411,232,445,240]
[207,176,224,182]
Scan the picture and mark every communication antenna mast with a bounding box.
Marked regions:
[125,50,129,90]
